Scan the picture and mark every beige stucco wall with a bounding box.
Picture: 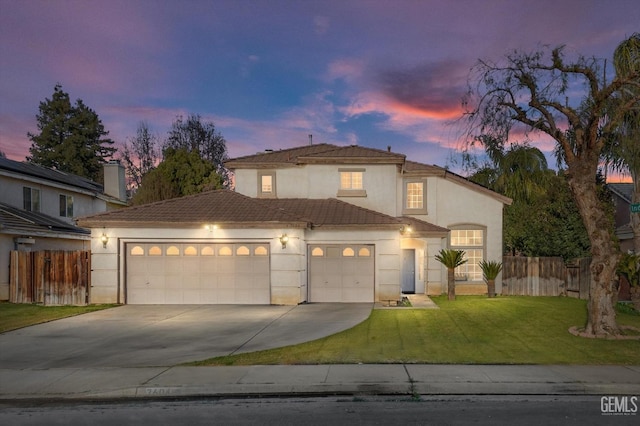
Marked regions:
[235,164,507,296]
[234,165,399,216]
[433,178,505,294]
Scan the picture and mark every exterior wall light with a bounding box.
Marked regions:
[279,233,289,249]
[401,225,413,235]
[205,224,219,232]
[100,233,109,249]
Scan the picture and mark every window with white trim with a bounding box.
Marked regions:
[337,168,366,197]
[340,171,362,190]
[59,194,74,217]
[450,228,485,282]
[403,179,427,214]
[23,187,40,212]
[258,171,276,198]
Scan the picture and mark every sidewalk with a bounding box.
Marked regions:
[1,364,639,400]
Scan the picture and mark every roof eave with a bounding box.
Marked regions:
[78,220,310,229]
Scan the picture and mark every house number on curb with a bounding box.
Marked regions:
[143,387,181,396]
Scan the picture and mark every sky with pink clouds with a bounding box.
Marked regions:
[0,0,638,178]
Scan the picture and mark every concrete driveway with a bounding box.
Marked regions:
[0,304,372,368]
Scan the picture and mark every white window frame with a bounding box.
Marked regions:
[403,179,427,214]
[449,225,486,282]
[337,168,366,197]
[257,171,276,198]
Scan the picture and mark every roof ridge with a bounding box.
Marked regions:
[227,143,339,162]
[300,144,406,158]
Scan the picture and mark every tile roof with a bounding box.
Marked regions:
[400,216,450,237]
[77,190,308,228]
[0,157,103,193]
[262,198,406,228]
[225,143,405,168]
[77,190,446,233]
[225,144,338,167]
[0,202,90,237]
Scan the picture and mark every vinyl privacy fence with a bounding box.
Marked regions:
[501,256,590,299]
[9,250,91,305]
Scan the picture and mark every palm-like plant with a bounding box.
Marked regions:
[435,249,467,301]
[479,260,503,298]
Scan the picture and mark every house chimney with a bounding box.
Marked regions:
[309,134,313,145]
[103,161,127,202]
[387,146,391,152]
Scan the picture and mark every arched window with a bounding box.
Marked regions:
[237,246,250,256]
[358,247,371,257]
[201,246,215,256]
[149,246,162,256]
[254,246,268,256]
[342,247,355,257]
[311,247,324,257]
[130,246,144,256]
[184,246,197,256]
[219,246,232,256]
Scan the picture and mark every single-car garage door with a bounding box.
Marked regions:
[126,242,270,304]
[308,244,374,302]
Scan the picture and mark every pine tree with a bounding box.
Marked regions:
[27,84,115,182]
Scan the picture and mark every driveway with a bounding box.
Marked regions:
[0,304,372,368]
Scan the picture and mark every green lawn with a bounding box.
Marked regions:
[189,296,640,366]
[0,302,116,333]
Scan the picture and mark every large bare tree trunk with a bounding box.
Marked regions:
[568,168,621,336]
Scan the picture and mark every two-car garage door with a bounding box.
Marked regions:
[126,242,270,304]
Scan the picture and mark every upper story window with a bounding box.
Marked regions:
[403,180,427,214]
[23,187,40,212]
[59,194,74,217]
[340,171,362,190]
[337,168,366,197]
[450,227,485,282]
[257,171,276,198]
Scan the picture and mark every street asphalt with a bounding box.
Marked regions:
[1,302,639,401]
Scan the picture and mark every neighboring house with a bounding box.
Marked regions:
[78,144,511,305]
[608,183,635,254]
[0,157,127,300]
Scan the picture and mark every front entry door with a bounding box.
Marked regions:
[402,249,415,293]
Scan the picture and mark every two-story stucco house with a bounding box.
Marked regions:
[0,157,127,300]
[78,144,511,305]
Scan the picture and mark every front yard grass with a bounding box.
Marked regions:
[0,302,116,333]
[189,296,640,366]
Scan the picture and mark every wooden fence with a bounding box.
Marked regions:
[9,250,91,305]
[502,256,590,299]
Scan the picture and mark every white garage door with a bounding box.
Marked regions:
[126,242,270,304]
[308,244,374,302]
